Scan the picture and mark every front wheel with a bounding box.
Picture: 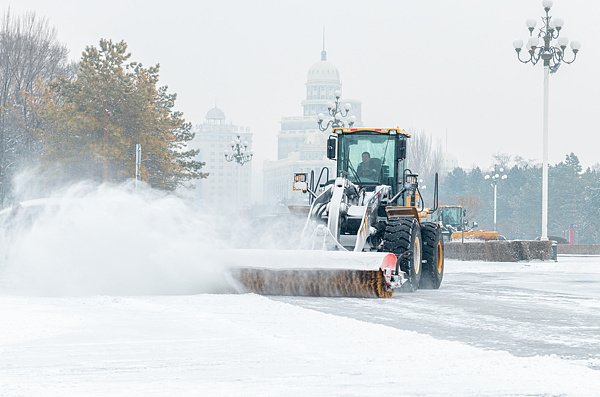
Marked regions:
[420,223,444,289]
[382,217,422,292]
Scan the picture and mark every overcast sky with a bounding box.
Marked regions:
[6,0,599,175]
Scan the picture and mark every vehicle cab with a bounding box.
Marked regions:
[329,127,409,198]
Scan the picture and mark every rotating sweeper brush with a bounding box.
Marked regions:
[228,126,445,298]
[227,250,405,298]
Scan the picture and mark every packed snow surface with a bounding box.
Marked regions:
[0,184,599,396]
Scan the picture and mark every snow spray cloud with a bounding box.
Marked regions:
[0,181,235,296]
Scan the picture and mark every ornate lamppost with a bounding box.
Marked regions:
[484,166,508,232]
[512,0,580,240]
[224,135,253,166]
[224,134,253,207]
[317,90,356,131]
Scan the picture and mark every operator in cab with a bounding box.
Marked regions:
[357,152,380,179]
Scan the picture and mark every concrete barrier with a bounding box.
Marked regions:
[557,244,600,255]
[444,240,552,262]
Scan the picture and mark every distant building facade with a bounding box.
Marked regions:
[442,152,459,175]
[190,107,253,207]
[263,49,362,205]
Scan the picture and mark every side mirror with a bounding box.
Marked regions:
[396,138,406,160]
[294,173,307,182]
[327,137,336,160]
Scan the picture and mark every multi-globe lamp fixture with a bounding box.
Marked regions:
[224,135,253,166]
[317,90,356,132]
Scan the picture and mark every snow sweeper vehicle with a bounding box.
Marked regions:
[230,127,444,298]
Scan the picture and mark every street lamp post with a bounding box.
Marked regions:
[485,167,508,232]
[317,90,356,131]
[135,143,141,190]
[513,0,580,241]
[224,135,253,207]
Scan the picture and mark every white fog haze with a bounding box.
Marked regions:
[6,0,599,204]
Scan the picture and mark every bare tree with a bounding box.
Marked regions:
[456,195,482,224]
[0,10,74,203]
[491,153,512,171]
[406,128,444,179]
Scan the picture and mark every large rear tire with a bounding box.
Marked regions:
[420,222,444,289]
[382,217,422,292]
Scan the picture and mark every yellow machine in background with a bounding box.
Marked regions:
[450,230,499,241]
[437,205,498,242]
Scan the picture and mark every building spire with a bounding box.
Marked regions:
[321,26,327,61]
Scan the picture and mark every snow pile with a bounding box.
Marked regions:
[0,182,233,296]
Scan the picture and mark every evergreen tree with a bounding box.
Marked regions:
[441,167,468,202]
[33,39,207,190]
[580,167,600,243]
[508,163,542,239]
[549,153,584,239]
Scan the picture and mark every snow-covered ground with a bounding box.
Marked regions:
[1,184,599,396]
[279,255,600,372]
[1,257,599,396]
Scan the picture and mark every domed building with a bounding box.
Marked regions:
[276,48,362,160]
[264,48,362,205]
[205,107,226,124]
[190,107,253,206]
[303,49,342,116]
